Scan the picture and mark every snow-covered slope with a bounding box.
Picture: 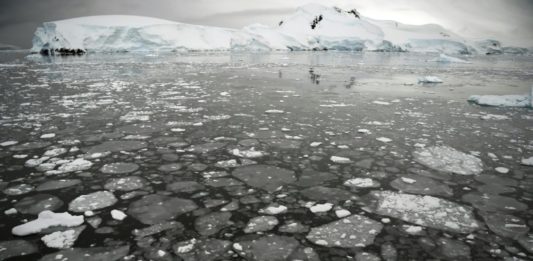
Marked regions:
[32,15,235,54]
[30,4,527,55]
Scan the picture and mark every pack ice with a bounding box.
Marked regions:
[30,4,513,55]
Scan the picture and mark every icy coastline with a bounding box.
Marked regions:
[30,4,527,55]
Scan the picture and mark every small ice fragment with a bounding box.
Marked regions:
[330,156,352,164]
[401,177,416,184]
[521,157,533,166]
[309,203,333,213]
[40,133,56,139]
[310,142,322,147]
[111,209,127,221]
[265,109,284,114]
[376,137,392,143]
[494,167,509,174]
[4,208,17,215]
[259,205,287,215]
[418,76,443,83]
[0,140,18,147]
[335,209,351,218]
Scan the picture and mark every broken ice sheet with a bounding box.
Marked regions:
[363,191,480,233]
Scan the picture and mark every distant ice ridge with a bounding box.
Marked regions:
[31,4,527,55]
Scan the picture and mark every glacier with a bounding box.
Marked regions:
[31,4,527,55]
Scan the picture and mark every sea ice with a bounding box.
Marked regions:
[12,211,84,236]
[363,191,480,233]
[41,226,85,249]
[418,76,443,83]
[306,214,383,247]
[413,146,483,175]
[330,156,352,164]
[468,93,531,108]
[68,191,118,212]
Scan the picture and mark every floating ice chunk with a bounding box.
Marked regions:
[0,140,18,147]
[413,146,483,175]
[68,191,117,212]
[25,157,50,168]
[12,211,84,236]
[111,209,127,221]
[244,216,279,233]
[335,209,351,218]
[43,148,68,157]
[495,167,509,174]
[418,76,443,83]
[372,101,390,105]
[259,204,287,215]
[480,114,509,120]
[400,177,417,184]
[306,214,383,248]
[5,208,17,215]
[41,226,85,249]
[468,93,531,108]
[309,203,333,213]
[364,191,480,233]
[57,158,93,173]
[310,142,322,147]
[357,129,371,134]
[403,225,424,235]
[376,137,392,143]
[40,133,56,139]
[265,109,285,114]
[432,53,470,63]
[230,148,265,158]
[521,157,533,166]
[330,156,352,164]
[344,178,380,188]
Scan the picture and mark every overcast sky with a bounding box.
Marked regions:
[1,0,532,48]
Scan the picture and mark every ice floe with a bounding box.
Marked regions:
[363,191,480,233]
[68,191,117,212]
[468,93,532,108]
[12,211,84,236]
[418,76,443,83]
[41,226,85,249]
[413,146,483,175]
[306,214,383,247]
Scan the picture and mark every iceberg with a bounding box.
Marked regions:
[31,15,235,54]
[30,4,526,55]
